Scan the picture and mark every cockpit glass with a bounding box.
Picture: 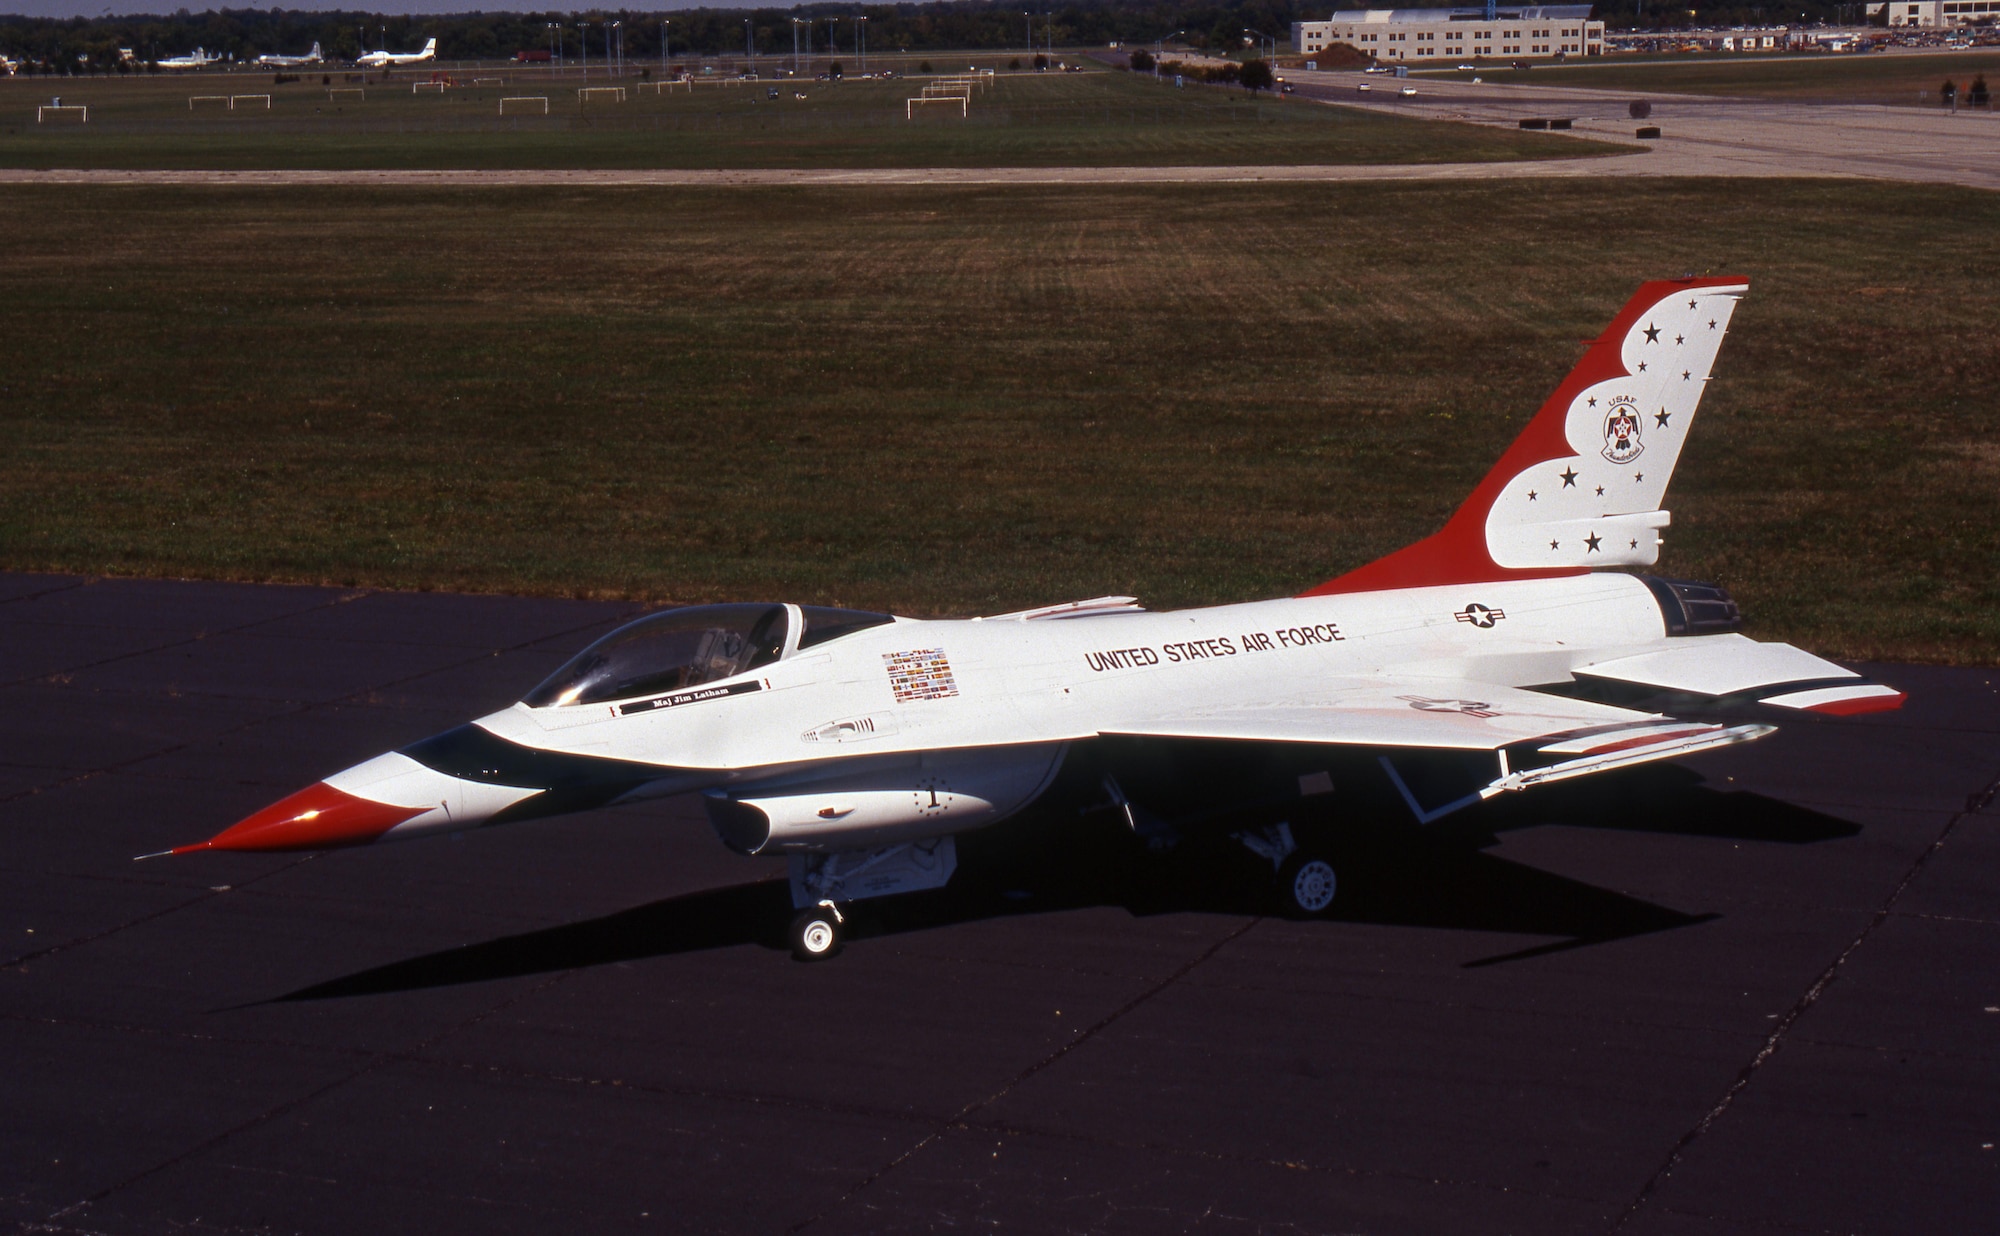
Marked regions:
[797,605,894,649]
[522,603,788,708]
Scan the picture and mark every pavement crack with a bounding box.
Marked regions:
[785,915,1262,1234]
[1,586,371,694]
[0,578,89,608]
[1609,765,2000,1232]
[41,968,577,1228]
[2,855,317,970]
[1,610,632,967]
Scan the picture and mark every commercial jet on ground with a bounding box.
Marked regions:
[163,278,1903,960]
[356,37,436,68]
[155,48,222,71]
[255,42,323,68]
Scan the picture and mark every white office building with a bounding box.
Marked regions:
[1887,0,2000,26]
[1293,6,1605,61]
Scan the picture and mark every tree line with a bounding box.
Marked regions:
[0,0,1897,74]
[1,1,1304,72]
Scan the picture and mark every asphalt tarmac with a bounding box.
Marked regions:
[2,572,1994,1235]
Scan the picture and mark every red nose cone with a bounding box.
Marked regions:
[176,782,428,854]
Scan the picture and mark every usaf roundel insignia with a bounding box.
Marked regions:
[1602,397,1644,464]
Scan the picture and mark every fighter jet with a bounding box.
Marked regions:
[155,47,222,71]
[255,42,323,68]
[164,278,1903,960]
[355,37,436,68]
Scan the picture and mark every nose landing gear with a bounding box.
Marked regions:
[788,899,844,961]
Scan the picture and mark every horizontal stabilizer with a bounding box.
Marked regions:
[1578,635,1904,715]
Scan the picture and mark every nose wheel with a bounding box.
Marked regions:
[788,901,844,961]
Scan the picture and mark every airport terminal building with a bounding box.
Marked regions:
[1292,6,1605,61]
[1886,0,2000,26]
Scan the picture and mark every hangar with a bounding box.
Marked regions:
[1293,6,1606,62]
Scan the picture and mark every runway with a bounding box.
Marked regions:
[2,572,1995,1234]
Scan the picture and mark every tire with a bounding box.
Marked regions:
[1277,854,1338,918]
[789,907,842,961]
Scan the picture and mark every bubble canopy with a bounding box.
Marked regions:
[522,603,892,708]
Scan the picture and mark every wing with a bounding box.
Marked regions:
[1104,678,1771,822]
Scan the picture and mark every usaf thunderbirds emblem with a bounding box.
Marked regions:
[1602,397,1644,464]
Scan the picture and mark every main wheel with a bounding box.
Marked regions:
[1277,854,1338,918]
[789,907,843,961]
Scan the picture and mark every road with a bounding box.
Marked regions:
[3,572,1996,1234]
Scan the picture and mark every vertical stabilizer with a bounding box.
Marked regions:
[1303,277,1748,596]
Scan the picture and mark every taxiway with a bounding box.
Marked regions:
[1,573,1994,1234]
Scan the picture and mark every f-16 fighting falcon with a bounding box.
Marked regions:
[162,278,1903,960]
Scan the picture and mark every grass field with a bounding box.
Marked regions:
[0,68,1612,168]
[1417,49,2000,104]
[1,180,1996,664]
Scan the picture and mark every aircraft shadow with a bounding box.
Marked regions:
[272,773,1858,1001]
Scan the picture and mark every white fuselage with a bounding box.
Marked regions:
[478,574,1662,781]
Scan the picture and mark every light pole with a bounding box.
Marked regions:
[578,22,587,79]
[1243,28,1278,59]
[825,17,837,69]
[855,15,866,74]
[660,18,668,74]
[1154,27,1183,73]
[744,18,753,74]
[791,16,802,75]
[1023,11,1031,58]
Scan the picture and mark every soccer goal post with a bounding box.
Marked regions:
[229,94,271,109]
[35,105,87,123]
[906,95,968,119]
[499,95,550,115]
[577,86,628,103]
[327,87,365,102]
[188,95,228,109]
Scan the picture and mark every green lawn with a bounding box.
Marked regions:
[1416,49,2000,104]
[1,180,1995,664]
[0,68,1614,168]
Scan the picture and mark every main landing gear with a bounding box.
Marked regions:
[788,900,844,961]
[1236,821,1340,918]
[1276,852,1339,917]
